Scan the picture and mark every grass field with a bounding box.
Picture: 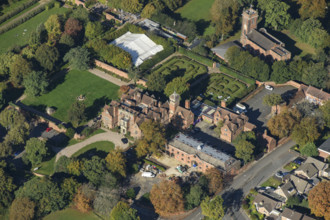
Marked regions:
[0,2,39,26]
[0,7,68,53]
[72,141,115,158]
[281,30,316,56]
[23,69,119,123]
[261,176,282,188]
[176,0,215,36]
[34,155,56,175]
[153,56,207,83]
[205,73,248,104]
[44,208,100,220]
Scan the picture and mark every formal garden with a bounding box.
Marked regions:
[22,69,119,123]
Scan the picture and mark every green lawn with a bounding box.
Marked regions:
[72,141,115,158]
[34,156,56,176]
[23,69,119,123]
[284,162,300,171]
[0,7,68,53]
[176,0,215,36]
[43,208,100,220]
[0,2,40,26]
[261,176,282,188]
[279,30,316,57]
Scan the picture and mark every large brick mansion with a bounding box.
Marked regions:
[102,86,194,139]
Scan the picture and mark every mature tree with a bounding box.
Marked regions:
[271,61,292,83]
[74,187,92,213]
[211,0,239,39]
[291,117,320,146]
[300,143,319,157]
[201,195,225,220]
[67,159,82,176]
[59,33,75,48]
[44,14,62,44]
[164,77,189,98]
[9,197,35,220]
[85,22,103,40]
[0,92,4,110]
[147,71,166,92]
[111,51,132,69]
[214,120,224,137]
[320,101,330,127]
[186,185,206,209]
[296,0,327,19]
[35,44,59,71]
[110,201,140,220]
[68,100,86,126]
[205,167,223,195]
[64,47,91,70]
[70,6,90,24]
[0,168,16,209]
[162,0,183,11]
[302,62,327,88]
[9,56,32,87]
[64,18,82,37]
[15,178,66,216]
[267,108,300,138]
[258,0,291,30]
[93,187,120,216]
[235,140,255,163]
[150,180,184,215]
[61,177,81,201]
[127,69,139,85]
[308,181,330,219]
[82,156,107,186]
[286,196,301,208]
[105,148,126,177]
[135,120,166,157]
[141,1,163,18]
[23,71,48,97]
[121,0,143,13]
[25,138,48,166]
[0,142,12,158]
[234,131,256,143]
[263,94,283,107]
[0,52,18,77]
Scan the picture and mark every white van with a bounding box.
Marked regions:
[235,103,246,110]
[142,172,155,178]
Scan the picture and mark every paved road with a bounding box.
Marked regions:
[242,86,297,131]
[182,140,297,220]
[89,68,131,86]
[55,130,130,161]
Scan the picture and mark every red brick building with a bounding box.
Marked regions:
[318,138,330,160]
[240,7,291,61]
[166,133,240,174]
[102,87,194,139]
[299,85,330,106]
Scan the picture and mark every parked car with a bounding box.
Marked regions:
[142,172,155,178]
[275,171,284,178]
[294,158,303,165]
[46,127,53,132]
[121,138,128,144]
[265,85,274,91]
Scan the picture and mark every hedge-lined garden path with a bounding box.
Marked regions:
[88,68,131,86]
[0,0,51,32]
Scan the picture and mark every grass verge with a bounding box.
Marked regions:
[72,141,115,158]
[261,176,282,188]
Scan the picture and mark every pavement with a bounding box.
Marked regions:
[88,68,131,86]
[181,140,297,220]
[242,86,297,132]
[55,129,130,161]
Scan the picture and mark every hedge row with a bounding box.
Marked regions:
[0,0,39,25]
[0,1,56,34]
[178,47,213,67]
[219,65,256,85]
[139,45,175,71]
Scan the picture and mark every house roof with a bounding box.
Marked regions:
[304,157,327,171]
[254,193,280,213]
[111,31,164,66]
[295,163,318,179]
[281,208,303,220]
[319,138,330,154]
[246,29,276,51]
[306,85,330,101]
[290,175,312,194]
[211,41,240,60]
[276,181,296,199]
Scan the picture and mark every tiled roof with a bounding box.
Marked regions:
[254,193,280,213]
[246,29,276,51]
[319,138,330,153]
[295,163,318,179]
[306,85,330,101]
[281,208,303,220]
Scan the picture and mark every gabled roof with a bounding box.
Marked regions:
[295,163,318,179]
[306,85,330,101]
[319,138,330,154]
[304,157,327,171]
[254,193,281,213]
[246,29,276,51]
[211,41,240,60]
[281,208,303,220]
[275,181,296,199]
[290,175,312,194]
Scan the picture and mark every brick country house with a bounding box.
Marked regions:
[166,133,240,174]
[299,85,330,106]
[191,100,256,143]
[102,87,194,139]
[240,6,291,61]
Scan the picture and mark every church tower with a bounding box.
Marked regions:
[241,6,258,44]
[169,91,180,118]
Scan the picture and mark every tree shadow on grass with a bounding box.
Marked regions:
[195,19,212,36]
[76,148,109,160]
[85,96,111,121]
[47,68,69,92]
[267,30,302,56]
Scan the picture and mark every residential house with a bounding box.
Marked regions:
[281,208,316,220]
[290,175,312,195]
[240,7,291,61]
[299,85,330,106]
[166,133,240,174]
[295,157,329,179]
[102,88,194,139]
[318,138,330,160]
[191,100,256,143]
[274,181,297,201]
[254,193,284,216]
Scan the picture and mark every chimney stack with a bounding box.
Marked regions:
[221,100,226,108]
[185,99,190,109]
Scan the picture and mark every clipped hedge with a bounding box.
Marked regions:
[178,47,213,67]
[0,1,55,34]
[0,0,39,25]
[219,65,256,85]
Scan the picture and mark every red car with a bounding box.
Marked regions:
[46,127,53,132]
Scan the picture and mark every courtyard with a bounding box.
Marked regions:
[22,69,119,123]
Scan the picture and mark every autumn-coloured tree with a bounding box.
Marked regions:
[308,181,330,219]
[64,18,82,37]
[263,94,283,107]
[44,14,62,44]
[67,159,82,176]
[110,201,140,220]
[205,168,223,195]
[291,117,320,146]
[105,148,127,177]
[201,195,225,220]
[9,197,35,220]
[296,0,327,19]
[135,120,166,158]
[74,188,92,213]
[118,85,130,97]
[150,180,184,216]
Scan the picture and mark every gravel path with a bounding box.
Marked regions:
[88,68,131,86]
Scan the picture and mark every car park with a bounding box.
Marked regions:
[265,85,274,91]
